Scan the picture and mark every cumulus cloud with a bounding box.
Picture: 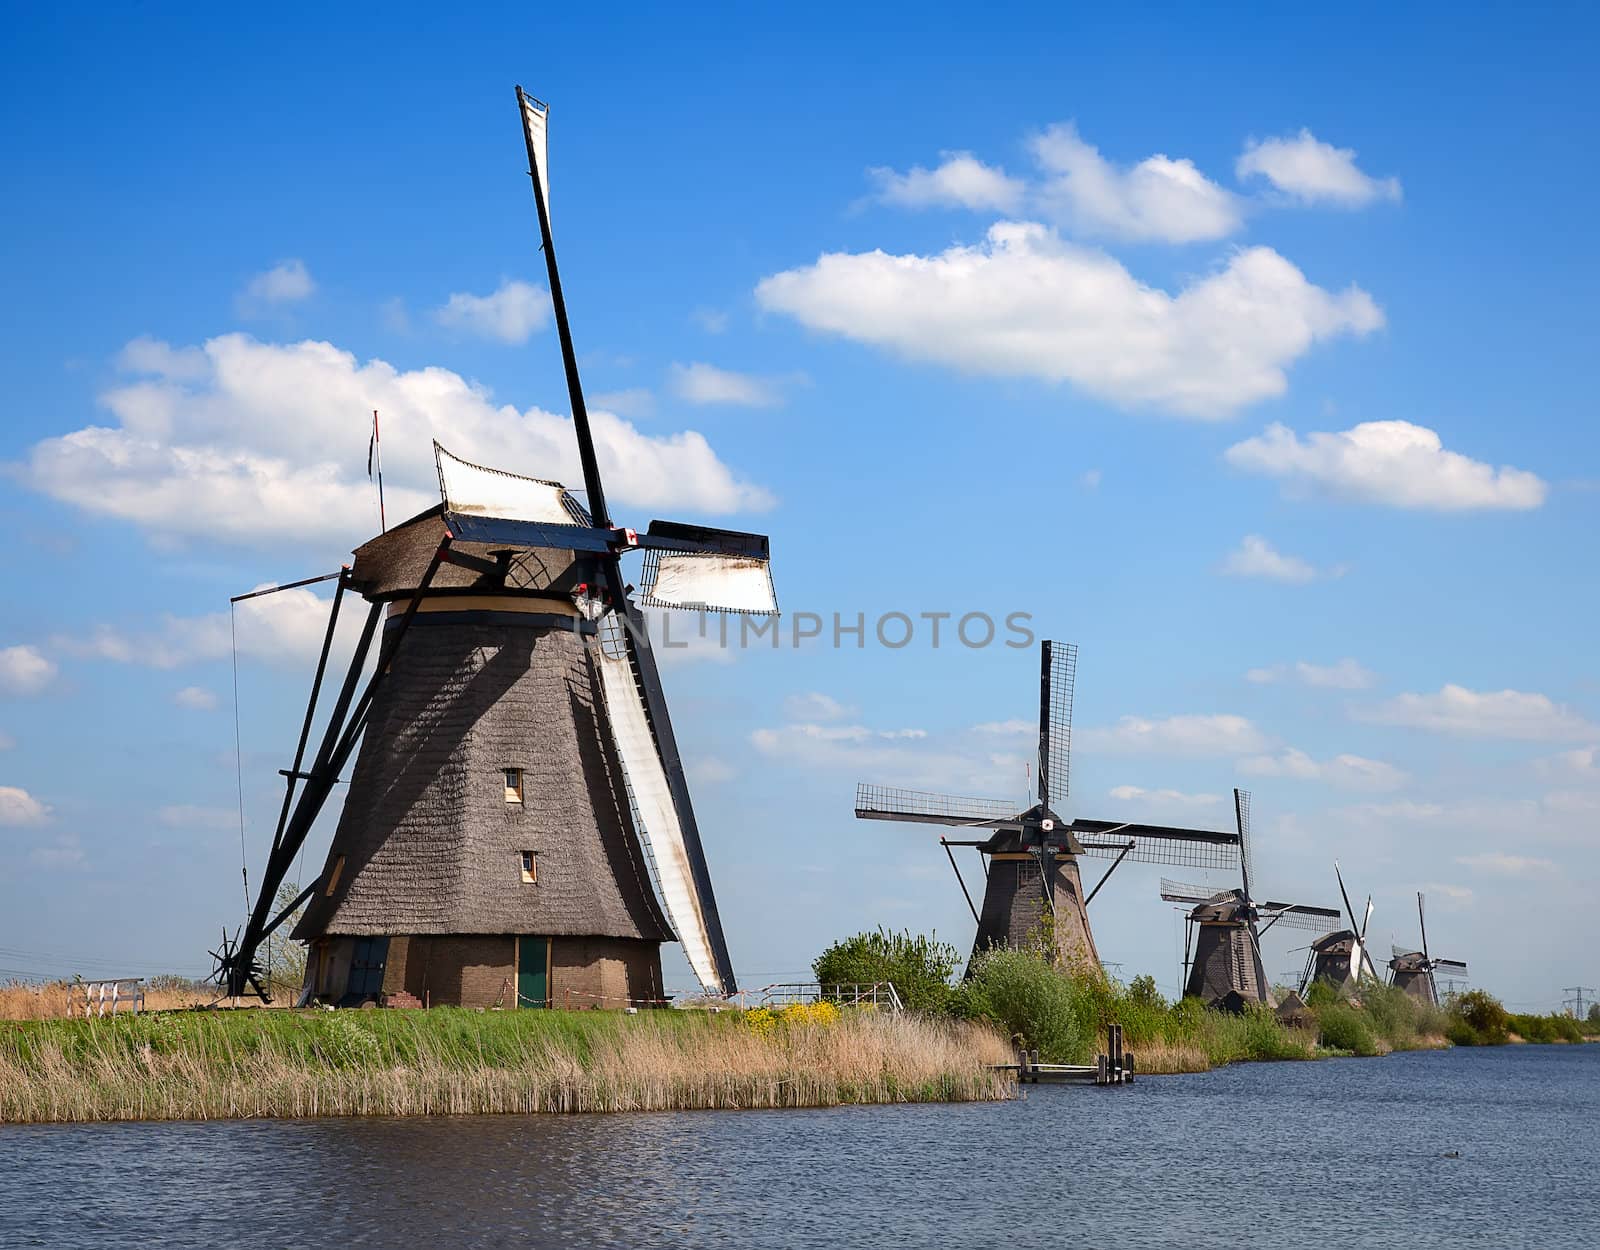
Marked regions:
[1534,745,1598,780]
[0,646,57,696]
[239,259,315,311]
[1079,713,1269,756]
[1360,685,1598,742]
[1225,420,1546,511]
[1247,658,1376,689]
[1455,852,1556,876]
[668,362,788,408]
[434,279,550,343]
[173,686,219,711]
[868,152,1025,213]
[0,785,50,826]
[756,225,1381,417]
[1030,122,1241,242]
[591,388,655,419]
[1218,535,1337,584]
[1237,747,1407,791]
[1237,130,1401,207]
[59,585,362,671]
[1107,785,1223,806]
[24,334,772,550]
[784,692,856,722]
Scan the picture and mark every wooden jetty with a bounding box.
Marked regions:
[998,1023,1136,1086]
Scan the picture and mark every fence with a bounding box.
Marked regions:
[749,982,904,1013]
[67,978,146,1018]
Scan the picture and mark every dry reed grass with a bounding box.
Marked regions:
[0,1008,1015,1125]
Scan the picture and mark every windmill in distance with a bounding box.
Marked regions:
[855,641,1243,972]
[1300,862,1380,996]
[1388,892,1468,1006]
[1160,788,1341,1010]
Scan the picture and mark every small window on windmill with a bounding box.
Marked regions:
[504,768,524,803]
[520,851,537,884]
[325,855,346,897]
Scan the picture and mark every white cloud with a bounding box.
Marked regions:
[1237,129,1401,207]
[158,803,237,831]
[972,718,1035,737]
[868,152,1024,213]
[688,757,736,785]
[1421,882,1474,906]
[24,334,771,550]
[1219,535,1336,584]
[668,362,786,408]
[751,722,1019,794]
[118,336,208,380]
[1225,420,1546,511]
[1360,685,1598,742]
[0,646,57,696]
[692,308,730,334]
[173,685,219,711]
[240,259,315,309]
[1108,785,1223,806]
[1237,748,1407,792]
[59,584,360,671]
[1455,852,1556,876]
[756,224,1381,417]
[591,388,655,419]
[1029,122,1241,242]
[1247,658,1375,689]
[1080,713,1269,756]
[434,279,550,344]
[29,832,83,870]
[0,785,50,826]
[1534,745,1598,780]
[784,692,855,722]
[1078,468,1102,491]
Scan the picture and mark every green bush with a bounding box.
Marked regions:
[812,929,962,1014]
[1451,990,1509,1046]
[1317,1002,1379,1056]
[1509,1012,1584,1044]
[958,947,1096,1063]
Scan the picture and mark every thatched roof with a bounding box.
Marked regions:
[1185,920,1270,1006]
[348,506,582,602]
[294,614,672,943]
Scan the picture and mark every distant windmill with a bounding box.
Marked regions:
[1160,789,1340,1009]
[1300,862,1380,996]
[855,641,1242,972]
[1388,892,1468,1006]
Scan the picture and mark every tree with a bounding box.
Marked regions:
[1589,1003,1600,1025]
[812,929,961,1013]
[263,880,308,996]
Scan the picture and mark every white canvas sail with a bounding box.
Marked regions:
[435,442,574,525]
[640,551,777,615]
[595,644,723,994]
[521,92,551,215]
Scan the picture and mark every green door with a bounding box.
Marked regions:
[517,936,548,1008]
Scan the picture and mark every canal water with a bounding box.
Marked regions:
[2,1044,1595,1248]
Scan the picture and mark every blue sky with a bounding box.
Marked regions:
[2,6,1596,1006]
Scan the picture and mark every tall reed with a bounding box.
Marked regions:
[0,1007,1014,1125]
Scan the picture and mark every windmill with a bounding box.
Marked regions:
[855,641,1242,972]
[1388,892,1468,1006]
[1299,862,1380,996]
[212,86,775,1008]
[1159,789,1341,1009]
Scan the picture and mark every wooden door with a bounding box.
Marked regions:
[517,936,548,1008]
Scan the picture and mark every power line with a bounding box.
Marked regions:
[1563,986,1596,1017]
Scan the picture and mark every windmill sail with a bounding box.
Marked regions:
[595,643,725,993]
[521,92,551,217]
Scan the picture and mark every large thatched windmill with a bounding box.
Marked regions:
[1388,892,1468,1006]
[212,87,776,1008]
[855,641,1242,971]
[1299,863,1380,996]
[1159,789,1340,1009]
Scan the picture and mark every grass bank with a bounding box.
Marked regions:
[0,1005,1013,1125]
